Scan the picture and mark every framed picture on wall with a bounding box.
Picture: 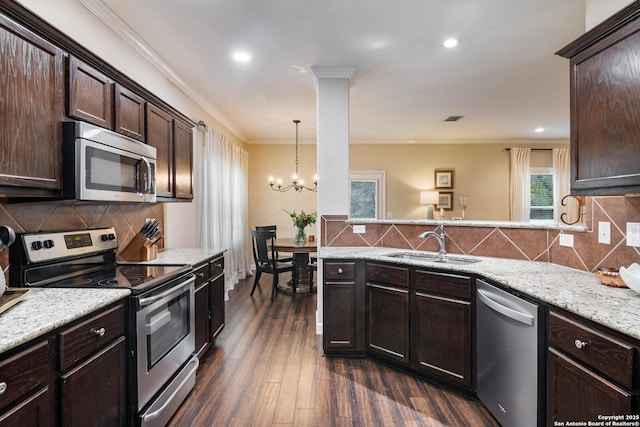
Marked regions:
[437,192,454,210]
[434,169,454,189]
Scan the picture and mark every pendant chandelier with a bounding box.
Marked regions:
[268,119,318,193]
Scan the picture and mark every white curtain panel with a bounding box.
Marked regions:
[509,147,531,222]
[196,126,251,299]
[553,147,576,223]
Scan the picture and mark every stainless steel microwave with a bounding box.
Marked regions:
[63,121,156,203]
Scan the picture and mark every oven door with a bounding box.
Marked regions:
[136,274,195,410]
[78,137,156,203]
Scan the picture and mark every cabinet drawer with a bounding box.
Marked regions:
[0,339,51,413]
[415,270,470,299]
[59,304,125,371]
[194,263,209,287]
[210,256,224,279]
[548,310,635,389]
[366,263,409,288]
[325,262,355,281]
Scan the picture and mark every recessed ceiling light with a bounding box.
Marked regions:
[534,127,545,133]
[232,51,251,62]
[443,38,459,48]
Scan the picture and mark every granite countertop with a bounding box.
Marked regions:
[119,247,226,266]
[319,247,640,341]
[0,288,130,354]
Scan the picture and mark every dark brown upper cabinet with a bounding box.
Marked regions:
[115,84,146,142]
[557,3,640,195]
[69,56,146,142]
[0,13,64,195]
[68,56,114,130]
[146,104,193,200]
[173,119,194,200]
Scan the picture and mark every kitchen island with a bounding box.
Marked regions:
[319,246,640,339]
[320,247,640,425]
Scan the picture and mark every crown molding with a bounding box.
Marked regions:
[77,0,245,141]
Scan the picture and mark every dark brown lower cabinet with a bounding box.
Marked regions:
[365,263,410,365]
[414,292,471,385]
[210,272,225,340]
[0,339,53,427]
[60,337,127,426]
[366,282,409,364]
[194,255,225,359]
[547,348,632,423]
[547,308,638,424]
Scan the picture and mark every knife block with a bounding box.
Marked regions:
[119,235,157,261]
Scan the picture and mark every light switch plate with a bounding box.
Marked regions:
[353,225,366,234]
[598,221,611,244]
[627,222,640,247]
[559,234,574,247]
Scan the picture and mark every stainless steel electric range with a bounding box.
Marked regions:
[9,227,198,427]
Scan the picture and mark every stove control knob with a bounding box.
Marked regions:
[43,239,54,249]
[101,233,116,241]
[109,233,116,240]
[31,241,42,251]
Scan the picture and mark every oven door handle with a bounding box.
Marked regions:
[138,275,195,307]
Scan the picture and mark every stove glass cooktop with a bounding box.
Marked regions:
[52,264,189,293]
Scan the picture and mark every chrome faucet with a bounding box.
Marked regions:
[418,225,446,259]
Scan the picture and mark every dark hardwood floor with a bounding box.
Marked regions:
[169,274,499,426]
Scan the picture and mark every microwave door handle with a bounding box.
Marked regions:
[135,156,152,195]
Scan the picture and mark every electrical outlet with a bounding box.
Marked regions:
[627,222,640,247]
[598,221,611,244]
[353,225,366,234]
[559,234,574,248]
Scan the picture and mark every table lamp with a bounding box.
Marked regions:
[420,191,439,219]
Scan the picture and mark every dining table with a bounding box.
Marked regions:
[272,238,317,294]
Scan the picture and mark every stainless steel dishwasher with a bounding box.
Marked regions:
[476,279,543,427]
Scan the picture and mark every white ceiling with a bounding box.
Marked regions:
[98,0,588,143]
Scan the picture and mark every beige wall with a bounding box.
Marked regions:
[247,140,569,233]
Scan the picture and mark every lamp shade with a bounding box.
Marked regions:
[420,191,439,205]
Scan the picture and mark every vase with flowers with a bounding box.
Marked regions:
[287,210,317,244]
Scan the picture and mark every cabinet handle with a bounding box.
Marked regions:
[337,268,343,274]
[574,339,588,349]
[196,272,205,278]
[92,327,106,337]
[0,382,6,395]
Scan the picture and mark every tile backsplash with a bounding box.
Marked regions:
[321,196,640,272]
[0,201,164,286]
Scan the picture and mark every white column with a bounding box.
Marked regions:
[311,66,355,334]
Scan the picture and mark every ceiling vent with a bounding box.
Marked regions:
[444,115,464,122]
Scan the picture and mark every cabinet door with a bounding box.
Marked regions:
[68,56,113,129]
[414,292,471,386]
[210,274,225,340]
[547,348,633,424]
[0,14,63,192]
[366,283,409,365]
[146,104,174,197]
[114,84,145,141]
[194,283,211,358]
[324,283,358,350]
[60,337,126,427]
[0,388,51,427]
[173,120,193,199]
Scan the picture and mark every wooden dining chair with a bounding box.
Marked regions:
[255,225,293,261]
[250,229,294,301]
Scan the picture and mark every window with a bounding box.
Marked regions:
[529,167,554,221]
[349,171,386,219]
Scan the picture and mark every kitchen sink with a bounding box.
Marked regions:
[386,252,481,265]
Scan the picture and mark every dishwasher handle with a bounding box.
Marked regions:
[477,288,534,326]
